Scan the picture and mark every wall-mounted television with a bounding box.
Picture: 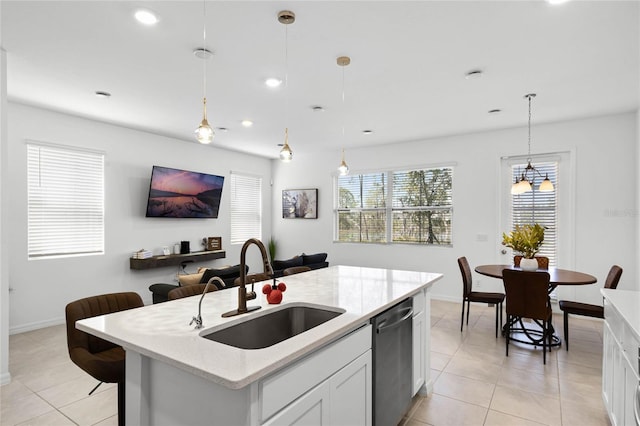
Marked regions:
[145,166,224,218]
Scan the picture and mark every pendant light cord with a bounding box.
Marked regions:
[527,94,532,159]
[341,63,346,139]
[202,0,207,105]
[284,23,289,131]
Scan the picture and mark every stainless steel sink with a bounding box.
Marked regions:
[202,304,344,349]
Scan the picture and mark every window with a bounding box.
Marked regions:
[230,172,262,244]
[27,143,104,259]
[510,161,558,265]
[335,166,453,244]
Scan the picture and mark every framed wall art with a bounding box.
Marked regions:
[282,189,318,219]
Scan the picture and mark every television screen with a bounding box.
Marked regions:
[145,166,224,218]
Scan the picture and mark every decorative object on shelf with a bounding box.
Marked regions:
[278,10,295,162]
[282,189,318,219]
[180,241,190,254]
[194,0,214,144]
[262,280,287,304]
[337,55,351,176]
[132,249,152,259]
[206,236,222,251]
[511,94,554,194]
[173,243,181,254]
[162,246,170,256]
[502,223,545,270]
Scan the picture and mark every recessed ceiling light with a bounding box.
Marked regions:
[265,78,282,88]
[546,0,570,4]
[216,127,228,132]
[488,109,502,114]
[312,106,325,112]
[241,120,253,128]
[134,9,159,26]
[362,130,373,135]
[465,70,483,80]
[95,91,111,98]
[193,48,213,60]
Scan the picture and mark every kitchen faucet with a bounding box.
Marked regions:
[190,276,225,329]
[222,238,274,318]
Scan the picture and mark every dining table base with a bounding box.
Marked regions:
[504,316,561,348]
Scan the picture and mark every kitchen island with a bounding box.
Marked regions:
[77,265,442,425]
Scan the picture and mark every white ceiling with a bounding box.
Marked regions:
[2,1,638,159]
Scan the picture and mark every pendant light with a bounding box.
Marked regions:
[337,56,351,176]
[194,0,214,144]
[278,10,295,162]
[511,94,554,194]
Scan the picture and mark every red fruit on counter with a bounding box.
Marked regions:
[277,282,287,292]
[262,284,272,295]
[267,289,283,304]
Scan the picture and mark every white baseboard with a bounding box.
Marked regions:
[9,317,65,335]
[0,371,11,386]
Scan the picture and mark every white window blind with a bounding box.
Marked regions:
[337,172,387,243]
[27,143,104,259]
[230,172,262,244]
[392,168,453,244]
[511,161,558,266]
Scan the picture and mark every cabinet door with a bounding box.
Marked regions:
[412,310,426,395]
[263,382,331,426]
[623,359,640,426]
[330,351,372,426]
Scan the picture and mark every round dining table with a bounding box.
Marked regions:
[474,264,597,348]
[474,264,597,290]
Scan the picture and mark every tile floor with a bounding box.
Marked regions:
[0,299,609,426]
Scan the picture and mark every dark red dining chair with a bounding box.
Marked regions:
[458,257,505,337]
[558,265,622,351]
[502,269,552,364]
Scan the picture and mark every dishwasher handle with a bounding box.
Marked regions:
[376,307,413,334]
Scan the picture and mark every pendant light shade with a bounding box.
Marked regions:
[194,1,214,144]
[338,149,349,176]
[510,94,554,194]
[279,128,293,162]
[195,98,214,144]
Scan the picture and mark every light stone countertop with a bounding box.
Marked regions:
[601,288,640,342]
[77,265,443,389]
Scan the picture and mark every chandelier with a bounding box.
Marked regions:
[511,94,554,194]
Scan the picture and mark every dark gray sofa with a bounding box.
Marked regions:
[272,253,329,278]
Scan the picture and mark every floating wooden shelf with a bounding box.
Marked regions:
[130,250,226,270]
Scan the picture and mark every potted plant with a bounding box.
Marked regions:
[501,223,545,271]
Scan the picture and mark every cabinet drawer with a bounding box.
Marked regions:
[604,300,623,340]
[259,324,371,422]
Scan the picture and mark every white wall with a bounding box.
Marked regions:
[272,112,639,305]
[6,103,273,333]
[1,46,10,384]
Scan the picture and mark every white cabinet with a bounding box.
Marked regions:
[412,289,431,396]
[260,324,372,425]
[602,297,640,426]
[264,351,371,426]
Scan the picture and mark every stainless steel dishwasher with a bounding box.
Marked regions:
[371,297,413,426]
